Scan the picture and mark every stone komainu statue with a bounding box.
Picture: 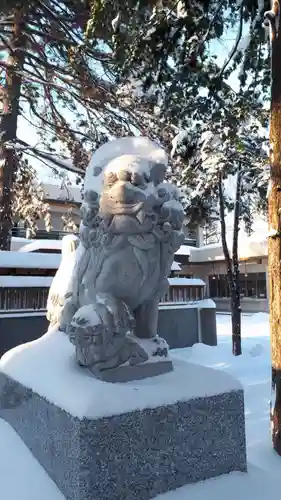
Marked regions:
[57,139,184,382]
[46,234,79,328]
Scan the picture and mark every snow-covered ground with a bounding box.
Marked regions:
[1,312,280,500]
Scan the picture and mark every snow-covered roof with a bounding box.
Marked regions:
[175,245,191,256]
[188,234,268,263]
[0,251,60,269]
[42,183,82,204]
[171,261,181,271]
[19,240,63,253]
[238,236,268,260]
[168,278,205,286]
[11,237,32,251]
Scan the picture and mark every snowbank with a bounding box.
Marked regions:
[11,237,32,251]
[0,313,279,500]
[0,419,64,500]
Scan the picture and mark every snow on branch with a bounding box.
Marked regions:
[12,140,85,176]
[217,2,244,79]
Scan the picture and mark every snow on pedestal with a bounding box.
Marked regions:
[0,330,247,500]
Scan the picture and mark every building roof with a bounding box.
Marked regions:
[42,183,82,204]
[18,240,63,253]
[176,234,268,262]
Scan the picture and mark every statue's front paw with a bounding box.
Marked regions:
[129,347,149,366]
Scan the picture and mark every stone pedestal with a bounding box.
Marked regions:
[0,331,247,500]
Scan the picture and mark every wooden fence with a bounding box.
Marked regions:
[0,251,206,312]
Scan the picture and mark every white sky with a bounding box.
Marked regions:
[17,28,241,182]
[17,25,269,239]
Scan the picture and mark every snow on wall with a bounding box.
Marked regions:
[159,299,216,309]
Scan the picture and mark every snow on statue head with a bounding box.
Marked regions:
[58,137,185,382]
[83,136,168,197]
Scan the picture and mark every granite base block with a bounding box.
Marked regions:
[0,372,247,500]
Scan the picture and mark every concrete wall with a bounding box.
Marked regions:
[0,305,218,358]
[214,298,268,313]
[158,305,217,348]
[0,313,48,358]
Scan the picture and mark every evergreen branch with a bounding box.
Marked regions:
[16,138,85,175]
[202,0,226,43]
[217,2,244,79]
[21,111,95,142]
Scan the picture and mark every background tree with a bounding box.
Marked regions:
[85,0,270,356]
[0,0,157,250]
[86,0,271,120]
[174,101,268,356]
[12,154,52,238]
[264,0,281,455]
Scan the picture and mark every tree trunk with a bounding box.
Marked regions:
[0,8,25,250]
[230,298,241,355]
[267,0,281,455]
[231,164,242,356]
[218,173,242,354]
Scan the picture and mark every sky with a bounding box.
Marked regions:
[17,29,240,182]
[16,23,269,236]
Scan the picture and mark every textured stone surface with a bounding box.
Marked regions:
[0,371,247,500]
[57,138,185,381]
